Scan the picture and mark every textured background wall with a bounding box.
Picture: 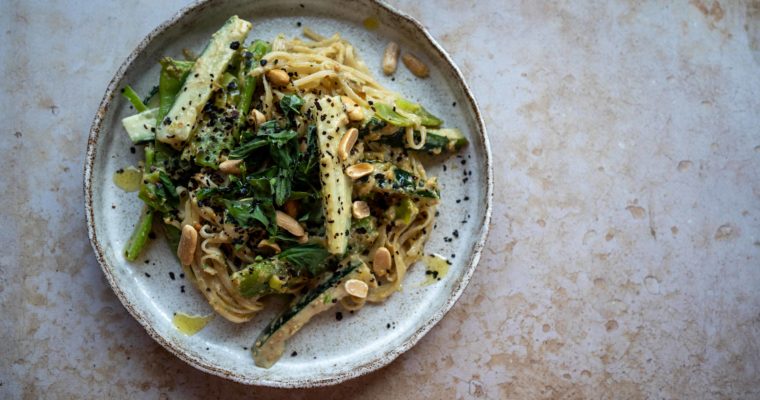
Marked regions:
[1,0,759,398]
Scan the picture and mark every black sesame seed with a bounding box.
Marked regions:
[229,41,240,50]
[335,312,343,321]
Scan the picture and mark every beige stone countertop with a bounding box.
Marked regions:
[2,0,759,398]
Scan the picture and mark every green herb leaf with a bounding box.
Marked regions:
[229,136,267,159]
[279,94,304,118]
[224,199,261,227]
[265,129,298,147]
[274,169,292,206]
[277,244,332,276]
[250,40,271,61]
[252,205,269,227]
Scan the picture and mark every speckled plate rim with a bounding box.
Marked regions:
[84,0,492,388]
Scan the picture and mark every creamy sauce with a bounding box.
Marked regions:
[112,166,141,192]
[421,254,450,286]
[363,16,379,30]
[172,312,213,336]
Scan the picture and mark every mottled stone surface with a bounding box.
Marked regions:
[2,0,759,398]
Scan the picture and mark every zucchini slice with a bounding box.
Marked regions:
[121,107,158,144]
[353,161,440,199]
[377,128,468,155]
[313,96,352,255]
[156,15,252,147]
[252,259,371,368]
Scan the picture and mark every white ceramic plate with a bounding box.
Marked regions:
[85,0,491,387]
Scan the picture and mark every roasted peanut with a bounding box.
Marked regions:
[352,200,370,219]
[283,199,299,218]
[266,69,290,86]
[340,96,364,121]
[177,225,198,266]
[275,210,305,237]
[248,108,266,126]
[373,246,392,277]
[345,163,374,180]
[218,159,242,175]
[257,239,281,254]
[338,128,359,161]
[402,53,429,78]
[382,42,400,75]
[344,279,369,298]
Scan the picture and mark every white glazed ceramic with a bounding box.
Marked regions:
[85,0,491,387]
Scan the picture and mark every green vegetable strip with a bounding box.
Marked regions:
[122,85,147,112]
[394,98,443,127]
[156,58,194,125]
[314,96,352,254]
[142,85,159,106]
[163,223,181,260]
[158,16,252,146]
[372,102,414,127]
[236,40,270,133]
[124,207,153,261]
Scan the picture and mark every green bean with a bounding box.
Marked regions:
[121,85,147,112]
[156,58,194,125]
[124,207,154,261]
[236,40,271,134]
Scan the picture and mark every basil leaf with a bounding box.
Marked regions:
[279,94,304,117]
[274,168,292,206]
[252,205,269,227]
[229,136,267,159]
[277,244,331,276]
[266,129,298,147]
[224,199,260,227]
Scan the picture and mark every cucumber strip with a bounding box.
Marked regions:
[313,96,352,255]
[121,107,158,144]
[157,15,252,147]
[252,259,371,368]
